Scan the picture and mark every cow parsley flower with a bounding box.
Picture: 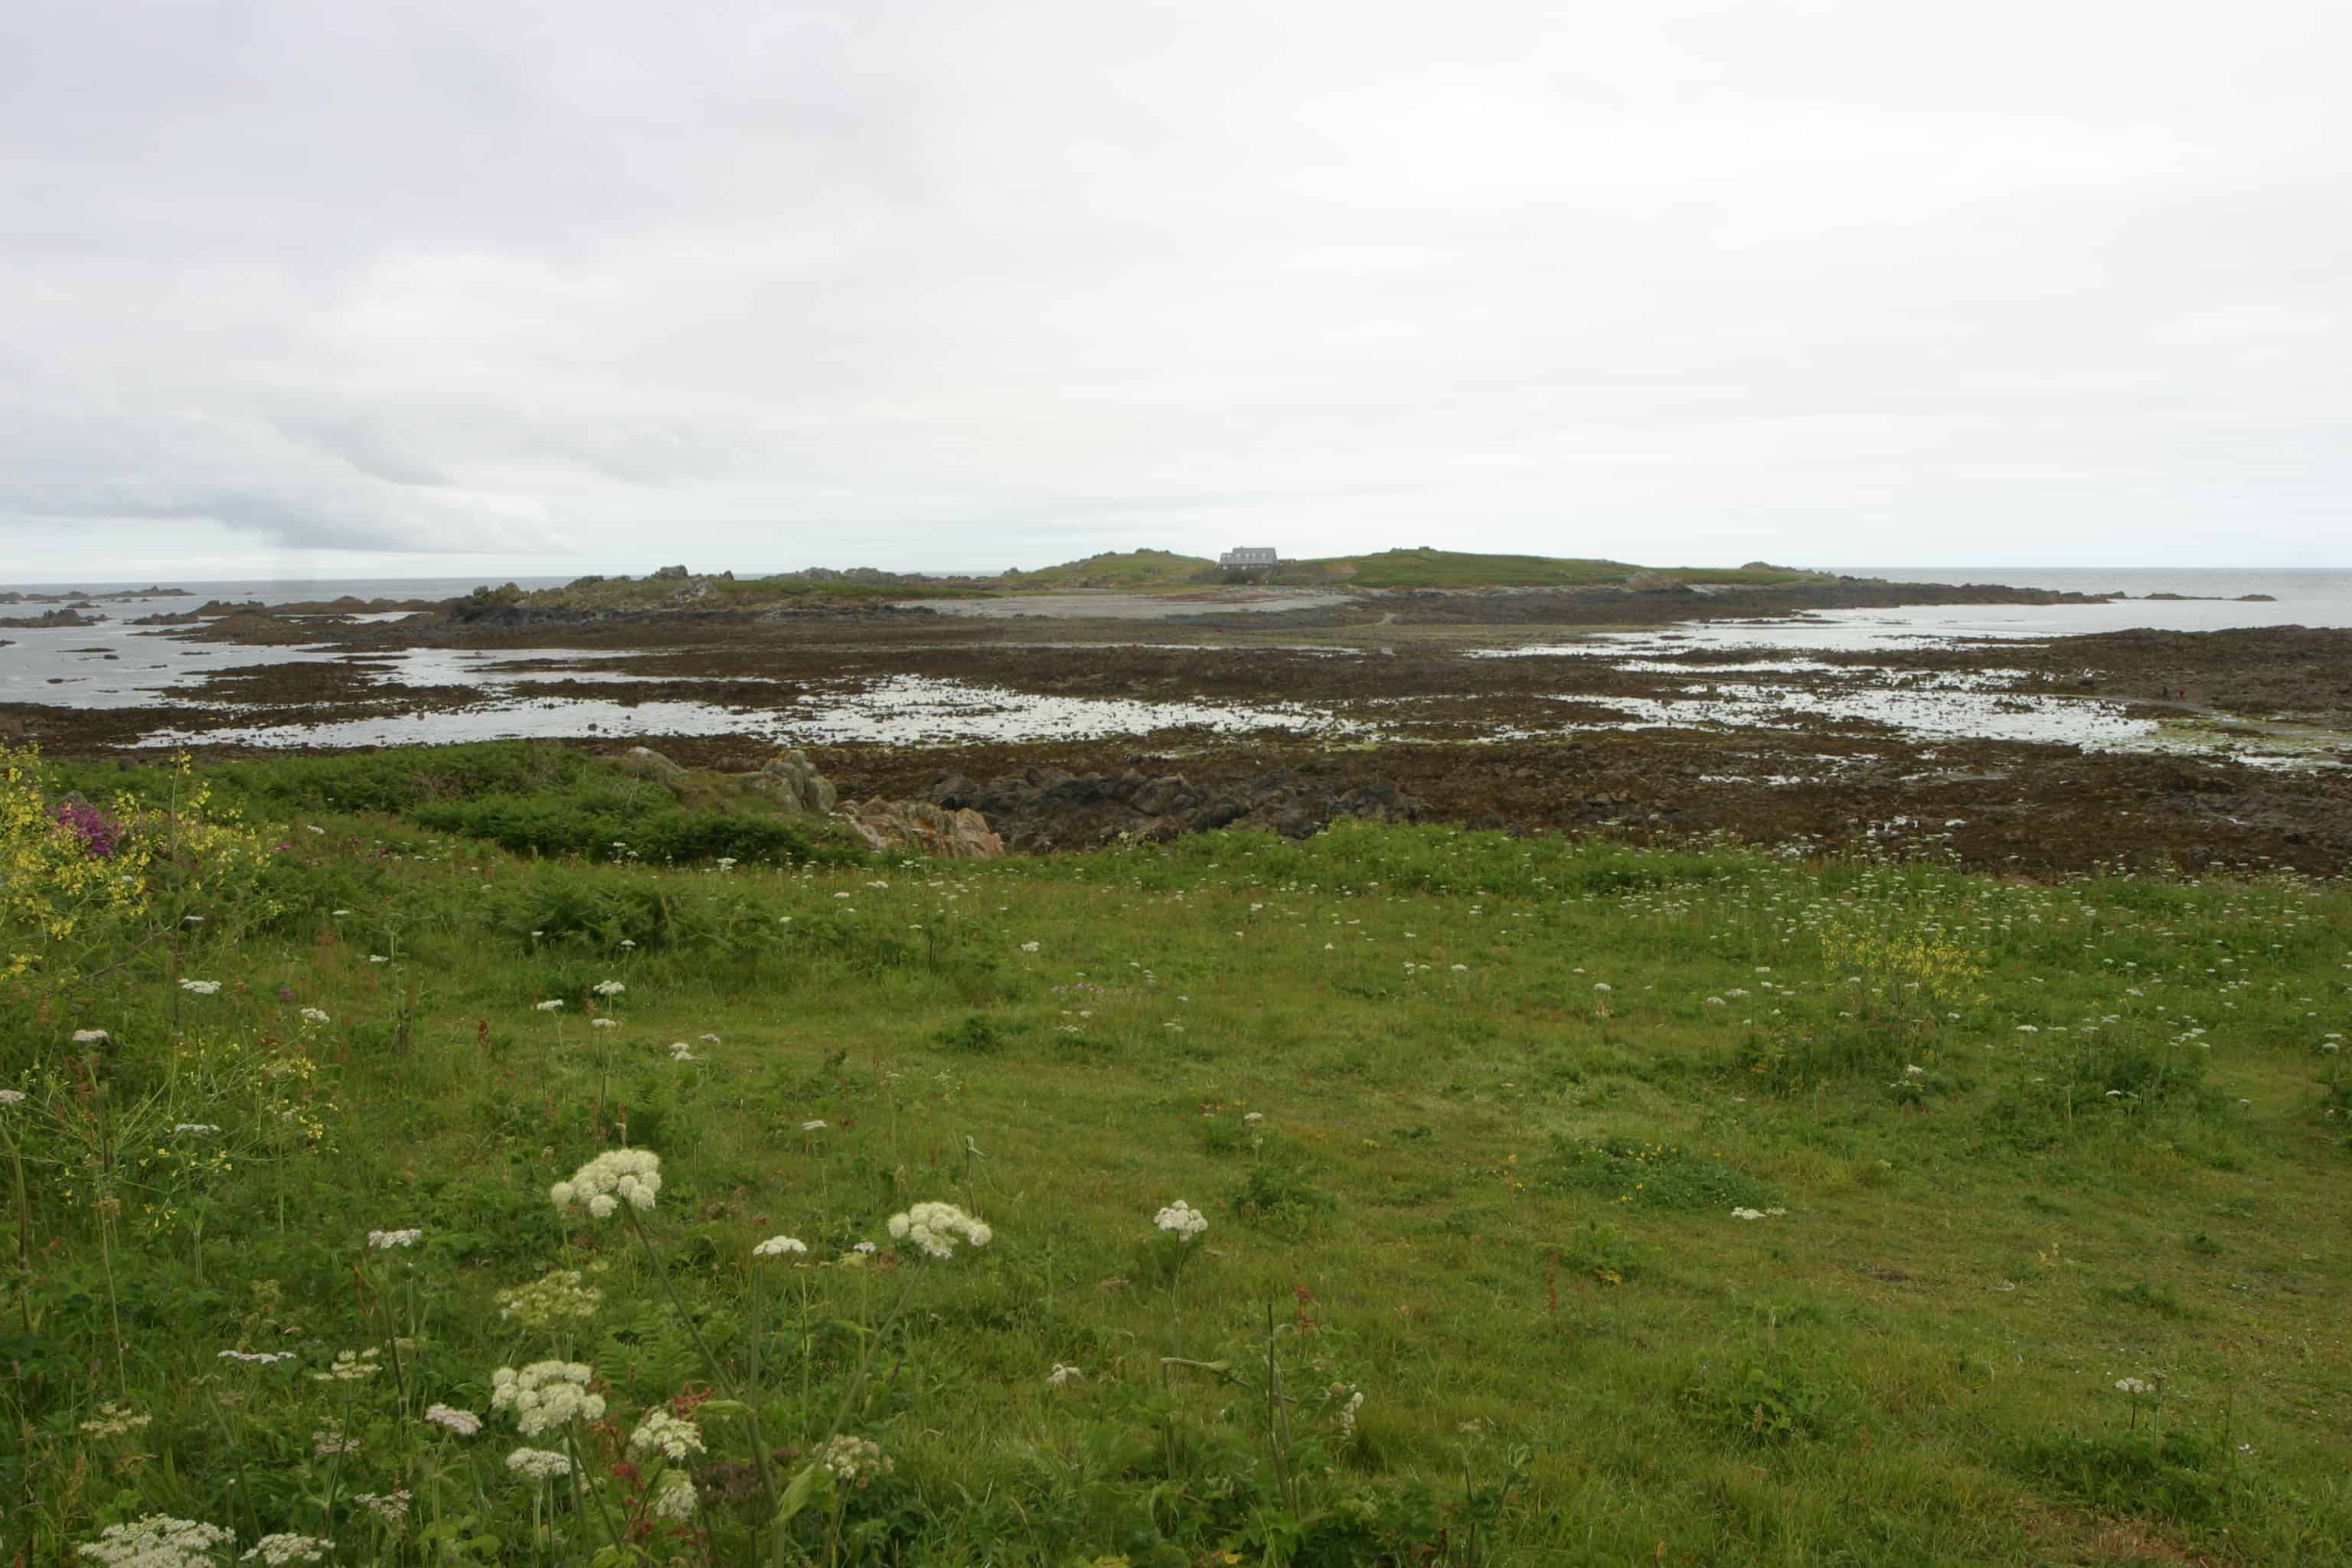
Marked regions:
[490,1361,605,1435]
[496,1269,603,1331]
[423,1403,483,1436]
[1047,1364,1083,1386]
[241,1534,330,1564]
[534,1000,564,1012]
[1153,1200,1208,1240]
[505,1446,573,1481]
[753,1235,808,1258]
[352,1490,410,1527]
[651,1471,698,1520]
[72,1028,110,1044]
[298,1008,331,1024]
[592,979,626,997]
[219,1349,298,1365]
[76,1515,232,1567]
[800,1119,826,1132]
[1730,1207,1767,1220]
[886,1200,991,1259]
[310,1348,382,1383]
[172,1122,220,1135]
[629,1409,707,1462]
[367,1228,423,1250]
[2115,1377,2157,1396]
[815,1434,893,1488]
[1019,942,1040,953]
[550,1148,661,1218]
[178,979,221,996]
[589,1018,618,1030]
[79,1402,152,1437]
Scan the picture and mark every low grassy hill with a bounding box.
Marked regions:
[1004,548,1216,590]
[1263,547,1834,590]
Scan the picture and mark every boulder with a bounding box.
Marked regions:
[743,749,837,816]
[615,746,689,786]
[842,799,1004,860]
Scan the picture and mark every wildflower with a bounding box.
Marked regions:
[178,978,222,996]
[815,1433,893,1488]
[330,908,350,916]
[698,1032,720,1044]
[1153,1200,1208,1240]
[79,1402,153,1437]
[497,1269,603,1331]
[298,1007,331,1024]
[886,1200,992,1259]
[505,1446,573,1481]
[629,1408,707,1462]
[590,1018,619,1030]
[72,1028,110,1044]
[1332,1384,1365,1439]
[1592,982,1612,993]
[1020,941,1040,953]
[800,1119,827,1132]
[368,955,388,964]
[1047,1364,1083,1386]
[241,1534,330,1565]
[852,1241,877,1255]
[534,1000,564,1012]
[77,1516,233,1567]
[312,1421,361,1457]
[668,1042,697,1060]
[550,1148,661,1219]
[2015,1024,2039,1034]
[423,1403,483,1436]
[1243,1111,1263,1124]
[308,1348,382,1383]
[490,1361,606,1435]
[218,1349,298,1365]
[303,825,325,835]
[2115,1377,2157,1396]
[367,1228,423,1250]
[1730,1207,1767,1221]
[352,1491,410,1527]
[172,1122,220,1135]
[753,1235,808,1257]
[651,1470,698,1520]
[592,979,626,997]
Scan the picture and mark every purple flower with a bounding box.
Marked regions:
[52,801,122,859]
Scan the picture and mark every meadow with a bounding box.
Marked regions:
[3,742,2348,1566]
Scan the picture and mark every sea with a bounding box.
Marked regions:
[3,567,2346,760]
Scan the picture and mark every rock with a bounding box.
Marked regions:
[615,746,689,786]
[842,799,1004,860]
[748,749,837,816]
[923,763,1422,851]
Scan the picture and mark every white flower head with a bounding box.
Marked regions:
[298,1007,331,1024]
[886,1199,991,1259]
[367,1227,423,1250]
[241,1534,331,1565]
[2115,1377,2158,1396]
[505,1446,574,1481]
[550,1148,662,1218]
[753,1235,808,1258]
[424,1403,483,1436]
[1153,1200,1208,1240]
[77,1515,234,1567]
[629,1408,707,1462]
[651,1470,698,1520]
[1020,941,1040,953]
[590,1017,619,1029]
[72,1028,110,1044]
[592,979,626,997]
[534,999,564,1012]
[218,1349,299,1365]
[178,978,221,996]
[490,1361,605,1436]
[1047,1363,1083,1386]
[800,1119,827,1132]
[0,1089,28,1106]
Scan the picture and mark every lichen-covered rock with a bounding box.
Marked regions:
[615,746,688,786]
[841,800,1004,860]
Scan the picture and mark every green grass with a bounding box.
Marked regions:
[1263,547,1834,590]
[5,756,2351,1565]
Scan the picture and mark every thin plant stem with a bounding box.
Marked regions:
[624,1205,780,1530]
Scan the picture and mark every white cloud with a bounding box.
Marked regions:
[2,0,2347,579]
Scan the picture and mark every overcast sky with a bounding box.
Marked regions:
[4,0,2347,583]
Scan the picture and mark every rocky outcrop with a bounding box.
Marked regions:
[740,750,838,816]
[923,766,1420,852]
[615,746,690,786]
[841,799,1004,860]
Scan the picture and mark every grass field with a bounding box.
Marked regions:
[5,744,2349,1566]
